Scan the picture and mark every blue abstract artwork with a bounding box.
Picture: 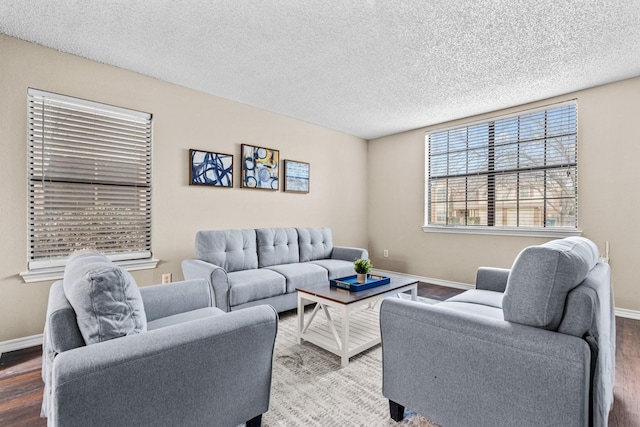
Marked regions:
[241,144,279,190]
[284,160,310,193]
[190,149,233,187]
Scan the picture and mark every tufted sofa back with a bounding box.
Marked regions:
[257,228,300,267]
[195,227,336,271]
[297,227,333,261]
[195,229,258,272]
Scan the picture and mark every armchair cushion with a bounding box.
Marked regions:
[437,301,504,320]
[503,236,599,330]
[445,289,503,309]
[62,251,147,345]
[147,307,223,330]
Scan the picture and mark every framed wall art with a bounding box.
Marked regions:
[284,160,310,193]
[189,149,234,187]
[241,144,279,190]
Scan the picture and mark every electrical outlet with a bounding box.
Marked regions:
[161,273,172,284]
[383,249,389,258]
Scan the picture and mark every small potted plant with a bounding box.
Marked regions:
[354,258,372,284]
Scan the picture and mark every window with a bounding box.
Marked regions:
[425,101,578,235]
[24,89,154,279]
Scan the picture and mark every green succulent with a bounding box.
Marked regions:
[354,258,372,274]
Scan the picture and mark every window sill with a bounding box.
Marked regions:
[422,226,582,238]
[20,258,159,283]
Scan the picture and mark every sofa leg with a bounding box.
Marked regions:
[389,400,404,422]
[246,414,262,427]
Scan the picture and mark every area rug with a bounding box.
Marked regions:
[262,308,440,427]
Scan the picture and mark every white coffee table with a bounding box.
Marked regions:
[296,274,418,367]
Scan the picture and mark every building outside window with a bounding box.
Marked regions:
[425,101,578,234]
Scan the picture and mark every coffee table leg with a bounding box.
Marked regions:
[297,294,304,344]
[341,304,350,368]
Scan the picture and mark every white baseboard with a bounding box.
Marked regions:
[615,307,640,320]
[0,333,43,358]
[373,268,640,319]
[372,268,474,291]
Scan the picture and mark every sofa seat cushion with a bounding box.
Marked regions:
[63,251,147,345]
[445,289,503,309]
[265,263,328,293]
[147,307,224,331]
[437,301,504,320]
[308,259,356,280]
[228,269,286,307]
[503,236,600,330]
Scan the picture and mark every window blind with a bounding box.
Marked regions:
[27,89,152,269]
[426,101,577,230]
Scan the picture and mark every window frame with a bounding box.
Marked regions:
[21,89,157,283]
[423,101,581,237]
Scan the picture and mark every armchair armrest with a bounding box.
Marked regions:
[139,279,213,322]
[380,298,590,427]
[331,246,369,262]
[50,305,278,427]
[475,266,510,292]
[182,259,230,311]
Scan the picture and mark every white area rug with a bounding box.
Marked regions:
[262,304,440,427]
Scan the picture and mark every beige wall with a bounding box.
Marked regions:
[368,76,640,312]
[2,33,639,344]
[0,35,368,342]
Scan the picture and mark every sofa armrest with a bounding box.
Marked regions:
[475,267,510,292]
[182,259,230,311]
[139,279,213,322]
[380,298,590,427]
[49,305,278,427]
[331,246,369,262]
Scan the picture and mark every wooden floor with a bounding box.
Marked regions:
[0,346,46,427]
[1,283,638,426]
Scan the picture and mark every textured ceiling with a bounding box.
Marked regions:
[1,1,640,140]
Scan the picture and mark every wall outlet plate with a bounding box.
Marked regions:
[383,249,389,258]
[161,273,172,284]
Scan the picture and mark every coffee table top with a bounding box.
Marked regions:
[296,273,417,305]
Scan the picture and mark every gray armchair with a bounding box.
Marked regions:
[42,276,278,427]
[380,237,615,427]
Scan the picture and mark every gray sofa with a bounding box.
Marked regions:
[182,227,368,312]
[42,252,277,427]
[380,237,615,427]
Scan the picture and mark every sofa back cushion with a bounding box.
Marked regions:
[298,227,333,262]
[62,251,147,345]
[503,237,599,330]
[257,228,300,267]
[195,229,258,272]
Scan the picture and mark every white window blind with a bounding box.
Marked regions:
[426,101,577,232]
[27,89,152,270]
